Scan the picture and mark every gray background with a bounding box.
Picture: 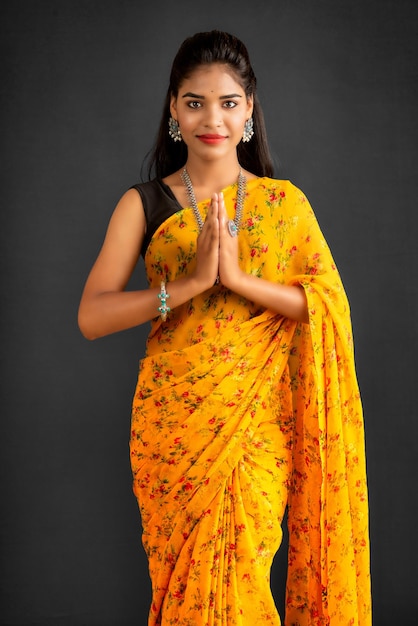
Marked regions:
[1,0,417,624]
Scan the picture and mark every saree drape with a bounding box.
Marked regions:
[130,178,371,625]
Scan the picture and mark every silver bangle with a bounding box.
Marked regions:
[157,281,170,321]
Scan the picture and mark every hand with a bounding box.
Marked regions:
[217,192,243,289]
[192,193,220,290]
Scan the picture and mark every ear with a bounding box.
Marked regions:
[246,94,254,118]
[169,94,178,119]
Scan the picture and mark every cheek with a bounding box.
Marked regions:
[231,114,247,133]
[178,116,194,135]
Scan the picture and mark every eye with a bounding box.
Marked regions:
[187,101,202,109]
[222,100,238,109]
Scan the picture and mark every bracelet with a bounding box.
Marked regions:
[157,281,171,321]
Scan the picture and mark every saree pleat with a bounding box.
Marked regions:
[130,178,371,625]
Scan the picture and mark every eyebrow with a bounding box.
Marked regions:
[181,92,242,99]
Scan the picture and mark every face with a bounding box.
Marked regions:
[170,64,253,161]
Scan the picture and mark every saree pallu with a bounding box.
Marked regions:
[130,178,371,625]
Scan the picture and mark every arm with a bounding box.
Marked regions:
[78,188,220,340]
[216,193,309,324]
[223,271,308,324]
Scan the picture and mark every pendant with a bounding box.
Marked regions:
[227,219,238,237]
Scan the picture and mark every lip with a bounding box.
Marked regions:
[197,134,227,144]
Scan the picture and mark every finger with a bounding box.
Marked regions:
[217,192,228,232]
[203,193,219,235]
[209,193,219,220]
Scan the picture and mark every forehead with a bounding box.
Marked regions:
[178,63,244,94]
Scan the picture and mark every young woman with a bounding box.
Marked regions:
[78,30,371,626]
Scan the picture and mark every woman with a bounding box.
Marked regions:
[78,30,371,626]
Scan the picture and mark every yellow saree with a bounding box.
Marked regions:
[130,178,371,625]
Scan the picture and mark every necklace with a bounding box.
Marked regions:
[180,167,247,237]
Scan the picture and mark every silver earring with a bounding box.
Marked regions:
[168,117,182,142]
[242,118,254,143]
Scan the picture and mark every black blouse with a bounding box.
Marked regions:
[131,179,183,258]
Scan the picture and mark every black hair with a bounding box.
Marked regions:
[146,30,274,180]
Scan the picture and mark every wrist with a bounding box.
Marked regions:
[221,267,248,294]
[188,270,216,294]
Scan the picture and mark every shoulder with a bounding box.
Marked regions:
[251,176,308,208]
[257,177,305,197]
[253,178,316,226]
[107,185,146,231]
[130,178,161,198]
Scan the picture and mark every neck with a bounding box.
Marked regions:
[183,157,242,191]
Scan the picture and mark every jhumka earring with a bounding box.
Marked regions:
[168,117,182,142]
[242,118,254,143]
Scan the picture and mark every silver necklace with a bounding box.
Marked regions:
[180,168,247,237]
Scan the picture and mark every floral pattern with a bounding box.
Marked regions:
[130,179,371,625]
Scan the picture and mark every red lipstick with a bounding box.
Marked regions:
[197,134,226,144]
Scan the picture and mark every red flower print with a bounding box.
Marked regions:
[250,248,257,257]
[279,190,285,198]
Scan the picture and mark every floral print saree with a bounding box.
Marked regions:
[130,178,371,625]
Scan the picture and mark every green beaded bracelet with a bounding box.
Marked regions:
[157,281,171,321]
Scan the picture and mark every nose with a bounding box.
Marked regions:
[203,104,222,129]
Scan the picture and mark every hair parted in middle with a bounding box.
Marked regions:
[147,30,274,180]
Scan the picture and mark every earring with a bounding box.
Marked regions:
[242,118,254,143]
[168,117,182,142]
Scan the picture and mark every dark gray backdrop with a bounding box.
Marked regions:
[1,1,417,624]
